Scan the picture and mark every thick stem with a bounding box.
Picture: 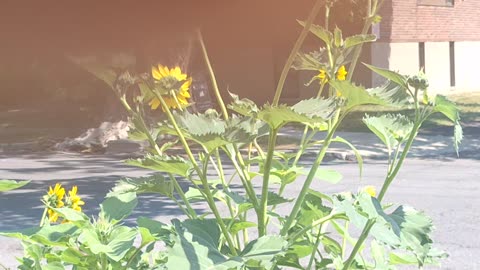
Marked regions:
[272,0,324,105]
[197,30,229,120]
[258,130,278,236]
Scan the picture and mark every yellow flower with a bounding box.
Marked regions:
[46,183,65,223]
[336,65,348,81]
[362,186,377,197]
[67,186,85,212]
[316,69,329,84]
[149,65,192,110]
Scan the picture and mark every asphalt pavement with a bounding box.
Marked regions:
[0,130,479,269]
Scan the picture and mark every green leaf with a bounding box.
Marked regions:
[0,180,29,192]
[33,224,78,246]
[42,262,65,270]
[229,221,256,236]
[181,219,221,251]
[302,168,342,184]
[298,21,332,45]
[432,95,463,155]
[239,235,288,267]
[363,114,414,154]
[166,223,234,270]
[106,226,137,262]
[53,207,89,224]
[137,216,172,244]
[344,34,377,48]
[60,248,86,265]
[292,50,327,71]
[257,98,335,129]
[100,192,138,222]
[433,95,459,122]
[364,63,409,89]
[126,154,193,177]
[228,92,259,116]
[107,174,174,198]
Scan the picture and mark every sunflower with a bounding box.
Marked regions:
[149,65,192,110]
[66,186,85,212]
[46,183,65,223]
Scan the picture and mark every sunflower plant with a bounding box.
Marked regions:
[2,0,463,269]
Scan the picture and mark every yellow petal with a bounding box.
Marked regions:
[149,98,161,110]
[151,66,163,80]
[159,65,169,77]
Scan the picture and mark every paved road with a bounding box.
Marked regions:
[0,133,479,269]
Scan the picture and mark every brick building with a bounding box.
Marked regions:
[371,0,480,93]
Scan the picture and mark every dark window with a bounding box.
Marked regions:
[417,0,454,7]
[419,42,425,72]
[449,41,456,87]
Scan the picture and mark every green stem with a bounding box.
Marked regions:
[281,112,342,236]
[155,93,238,255]
[342,220,375,270]
[123,98,197,218]
[377,121,421,201]
[272,0,324,105]
[292,126,310,166]
[170,174,197,218]
[258,129,278,236]
[39,207,48,227]
[342,119,422,270]
[307,225,324,269]
[214,150,237,222]
[197,30,229,120]
[341,221,349,258]
[288,213,341,244]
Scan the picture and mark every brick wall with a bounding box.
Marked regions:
[379,0,480,42]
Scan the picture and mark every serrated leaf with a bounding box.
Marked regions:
[363,114,414,154]
[108,174,174,198]
[126,154,193,177]
[432,95,463,155]
[330,80,394,111]
[433,95,459,122]
[344,34,377,48]
[364,63,409,89]
[298,21,332,45]
[0,180,29,192]
[228,92,259,116]
[100,192,138,222]
[292,50,327,71]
